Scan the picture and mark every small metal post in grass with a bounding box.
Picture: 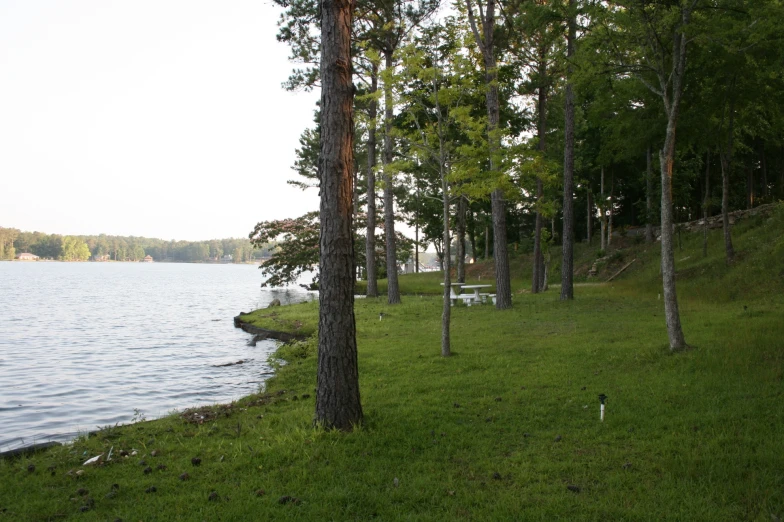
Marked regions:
[599,393,607,421]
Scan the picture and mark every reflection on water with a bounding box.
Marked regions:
[0,262,314,451]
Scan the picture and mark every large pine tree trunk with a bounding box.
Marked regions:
[466,0,511,309]
[315,0,363,430]
[560,1,575,301]
[382,49,401,304]
[365,63,379,297]
[532,53,548,295]
[645,146,655,243]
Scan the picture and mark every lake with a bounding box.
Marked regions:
[0,261,314,452]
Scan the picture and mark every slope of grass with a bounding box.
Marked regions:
[1,205,782,521]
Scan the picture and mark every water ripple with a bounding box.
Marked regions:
[0,262,315,451]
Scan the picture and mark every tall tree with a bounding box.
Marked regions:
[395,21,481,356]
[465,0,513,309]
[602,0,697,351]
[560,0,576,300]
[358,0,440,304]
[359,58,381,296]
[315,0,363,430]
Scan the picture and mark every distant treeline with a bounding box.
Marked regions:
[0,227,274,263]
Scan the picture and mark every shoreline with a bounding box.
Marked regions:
[233,312,307,344]
[2,308,300,460]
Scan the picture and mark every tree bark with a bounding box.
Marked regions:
[532,178,543,293]
[645,145,655,243]
[778,147,783,200]
[353,156,359,280]
[721,96,735,265]
[761,145,768,200]
[484,222,490,259]
[532,47,548,295]
[382,49,401,304]
[315,0,363,430]
[660,137,687,351]
[415,207,419,273]
[441,173,452,357]
[600,167,607,251]
[456,196,467,283]
[607,173,614,247]
[468,209,477,264]
[560,0,575,300]
[365,62,379,297]
[654,5,690,352]
[702,150,710,258]
[466,0,511,309]
[586,189,593,245]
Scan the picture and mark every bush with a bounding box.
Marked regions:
[276,337,316,361]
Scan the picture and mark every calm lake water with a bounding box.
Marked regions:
[0,261,314,452]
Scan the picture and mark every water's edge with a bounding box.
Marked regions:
[1,307,312,459]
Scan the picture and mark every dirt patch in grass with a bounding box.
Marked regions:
[180,404,237,425]
[245,390,288,408]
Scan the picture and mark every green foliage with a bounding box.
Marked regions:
[2,228,262,263]
[249,212,320,288]
[60,236,92,261]
[0,227,18,260]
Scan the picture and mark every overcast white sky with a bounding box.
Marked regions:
[0,1,320,241]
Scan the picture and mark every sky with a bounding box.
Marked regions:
[0,1,321,241]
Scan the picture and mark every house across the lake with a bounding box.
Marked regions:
[16,253,39,261]
[143,255,154,263]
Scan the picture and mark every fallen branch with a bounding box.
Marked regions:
[606,259,637,282]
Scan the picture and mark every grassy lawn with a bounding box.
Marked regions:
[2,206,783,521]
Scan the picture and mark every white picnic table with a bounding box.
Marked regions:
[461,284,492,304]
[441,283,493,306]
[440,282,464,298]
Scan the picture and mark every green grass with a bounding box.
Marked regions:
[2,205,783,521]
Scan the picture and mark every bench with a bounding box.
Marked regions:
[454,294,477,306]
